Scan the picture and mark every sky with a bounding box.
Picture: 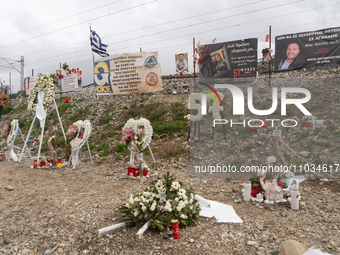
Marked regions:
[0,0,340,93]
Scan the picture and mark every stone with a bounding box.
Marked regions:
[299,151,309,158]
[3,236,11,245]
[57,248,64,254]
[70,252,79,255]
[189,238,195,243]
[279,240,308,255]
[247,241,258,246]
[22,249,30,255]
[5,185,14,191]
[264,204,274,211]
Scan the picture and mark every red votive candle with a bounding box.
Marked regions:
[171,219,180,239]
[58,158,61,164]
[34,160,37,168]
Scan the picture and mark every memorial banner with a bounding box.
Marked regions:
[275,27,340,70]
[93,52,162,95]
[63,73,82,92]
[24,76,37,95]
[198,38,257,84]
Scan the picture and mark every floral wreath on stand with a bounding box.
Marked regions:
[68,120,92,149]
[122,118,153,177]
[27,73,55,111]
[6,119,19,145]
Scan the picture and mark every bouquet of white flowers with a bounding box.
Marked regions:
[120,172,200,232]
[27,73,55,111]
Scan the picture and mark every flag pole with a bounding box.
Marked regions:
[90,23,95,65]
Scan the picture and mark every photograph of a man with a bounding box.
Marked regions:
[24,77,30,96]
[278,42,306,70]
[175,53,188,73]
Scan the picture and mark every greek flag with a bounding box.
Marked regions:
[90,30,109,57]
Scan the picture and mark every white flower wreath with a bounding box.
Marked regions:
[27,73,55,111]
[123,118,153,152]
[6,119,19,145]
[69,120,92,149]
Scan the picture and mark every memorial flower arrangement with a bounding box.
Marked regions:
[3,124,9,136]
[122,118,153,176]
[120,172,200,232]
[62,62,69,71]
[6,120,18,145]
[47,135,57,162]
[65,120,91,151]
[27,73,55,111]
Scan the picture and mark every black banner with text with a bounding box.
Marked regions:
[275,27,340,70]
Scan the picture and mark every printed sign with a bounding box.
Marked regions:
[63,73,82,92]
[198,38,257,84]
[175,53,188,73]
[315,120,325,127]
[273,130,282,137]
[94,52,162,95]
[275,27,340,70]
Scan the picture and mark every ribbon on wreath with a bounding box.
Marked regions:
[36,90,47,128]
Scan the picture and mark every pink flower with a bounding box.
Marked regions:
[277,182,283,189]
[3,125,9,136]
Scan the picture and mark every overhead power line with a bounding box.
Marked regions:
[0,0,124,40]
[0,0,158,49]
[5,0,267,59]
[25,2,340,65]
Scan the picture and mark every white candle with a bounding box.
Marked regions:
[243,181,251,201]
[291,188,299,210]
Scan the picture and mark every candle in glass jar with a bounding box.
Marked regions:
[171,219,180,239]
[243,181,251,201]
[291,188,299,210]
[34,159,37,168]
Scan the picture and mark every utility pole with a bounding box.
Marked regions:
[269,26,272,87]
[9,73,11,106]
[20,56,24,95]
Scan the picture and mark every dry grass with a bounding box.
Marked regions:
[159,139,180,158]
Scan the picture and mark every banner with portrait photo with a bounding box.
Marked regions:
[275,27,340,70]
[198,38,257,84]
[93,52,162,95]
[175,53,188,73]
[24,76,37,95]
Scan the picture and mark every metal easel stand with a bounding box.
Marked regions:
[212,110,226,141]
[67,139,94,169]
[7,127,32,162]
[187,121,201,141]
[19,97,66,163]
[129,145,156,167]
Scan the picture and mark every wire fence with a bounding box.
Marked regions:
[1,18,340,92]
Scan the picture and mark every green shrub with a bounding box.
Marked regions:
[2,105,14,114]
[98,114,112,124]
[113,143,129,154]
[58,103,73,116]
[152,121,186,134]
[97,142,109,152]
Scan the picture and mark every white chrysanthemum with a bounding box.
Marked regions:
[141,205,147,212]
[171,181,180,190]
[180,214,188,219]
[178,189,186,196]
[133,210,138,217]
[155,180,163,190]
[150,202,156,211]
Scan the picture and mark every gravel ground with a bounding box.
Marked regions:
[0,156,339,255]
